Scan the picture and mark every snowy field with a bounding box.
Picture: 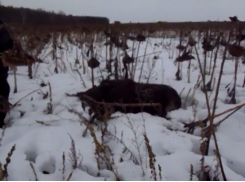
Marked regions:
[1,36,245,181]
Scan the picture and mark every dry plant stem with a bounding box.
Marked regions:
[1,144,16,180]
[210,131,226,180]
[214,104,242,128]
[230,58,238,103]
[158,164,162,180]
[73,69,86,88]
[190,164,194,181]
[203,50,207,76]
[91,68,95,87]
[187,101,245,130]
[203,31,209,75]
[109,40,113,65]
[62,152,65,181]
[105,37,108,66]
[0,124,7,147]
[125,116,145,176]
[243,72,245,88]
[179,87,185,97]
[144,134,157,181]
[138,37,149,82]
[209,50,214,75]
[28,64,33,79]
[208,43,220,88]
[81,48,86,74]
[30,162,38,181]
[187,47,193,83]
[197,32,201,49]
[140,115,148,169]
[208,34,230,142]
[66,171,73,181]
[47,82,53,114]
[161,62,165,84]
[207,35,230,181]
[194,45,212,121]
[176,57,181,80]
[135,51,161,59]
[13,68,17,93]
[80,94,163,118]
[12,88,41,107]
[133,42,141,80]
[146,58,156,83]
[105,130,140,165]
[183,88,192,109]
[68,133,79,169]
[83,120,120,179]
[129,39,136,78]
[194,43,227,181]
[205,103,244,134]
[115,48,120,79]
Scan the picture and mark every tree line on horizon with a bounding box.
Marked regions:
[0,4,110,27]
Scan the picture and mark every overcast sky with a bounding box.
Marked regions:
[1,0,244,23]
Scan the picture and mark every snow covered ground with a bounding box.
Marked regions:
[1,37,245,180]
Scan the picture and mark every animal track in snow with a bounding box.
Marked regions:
[36,154,56,175]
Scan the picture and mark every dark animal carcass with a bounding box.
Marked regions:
[76,79,181,119]
[0,20,13,128]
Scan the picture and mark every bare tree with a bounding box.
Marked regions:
[20,9,27,24]
[58,10,66,15]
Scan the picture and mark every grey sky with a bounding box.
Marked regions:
[1,0,244,23]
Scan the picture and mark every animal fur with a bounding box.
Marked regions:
[75,79,181,119]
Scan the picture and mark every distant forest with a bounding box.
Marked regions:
[0,4,110,27]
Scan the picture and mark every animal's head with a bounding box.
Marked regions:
[166,100,181,113]
[165,86,182,112]
[80,85,104,102]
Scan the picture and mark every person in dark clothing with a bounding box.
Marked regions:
[0,20,13,79]
[0,19,13,128]
[0,78,10,128]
